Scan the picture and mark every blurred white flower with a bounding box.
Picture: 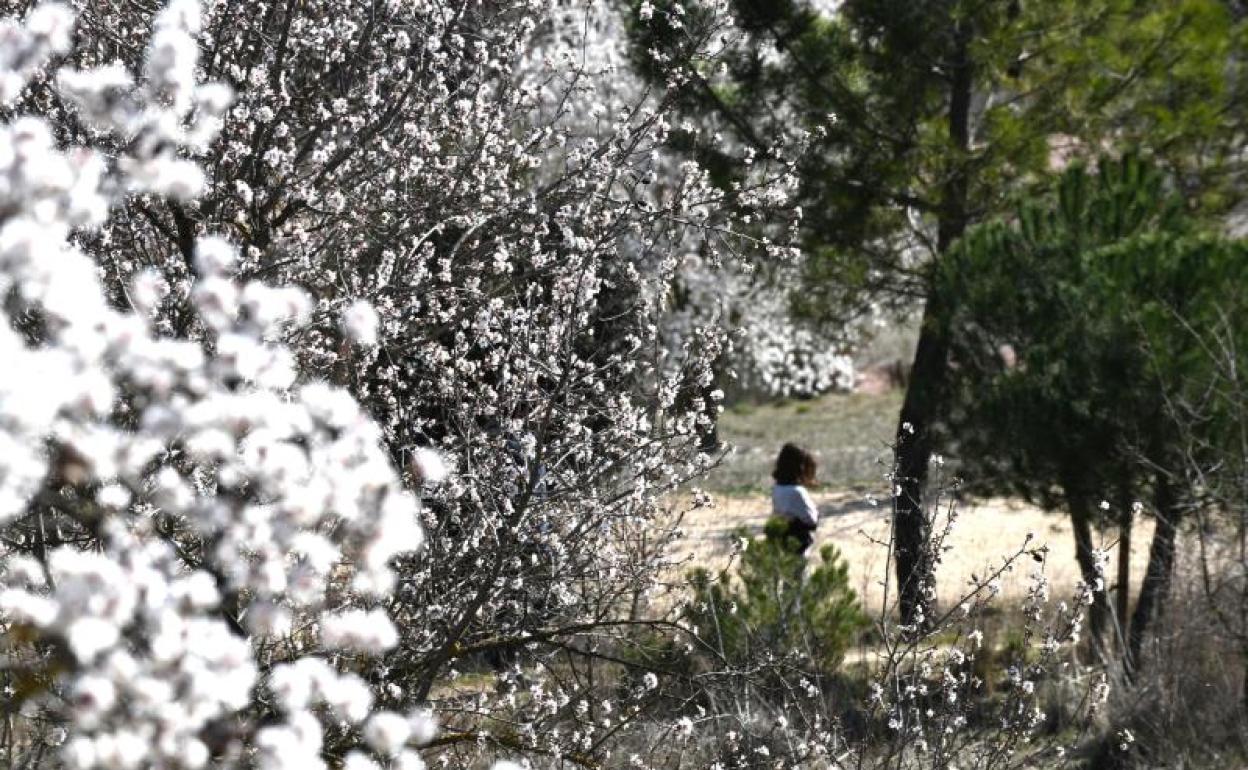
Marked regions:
[341,299,380,346]
[364,711,411,756]
[409,447,449,485]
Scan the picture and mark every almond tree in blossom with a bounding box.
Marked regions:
[0,3,431,768]
[0,0,804,766]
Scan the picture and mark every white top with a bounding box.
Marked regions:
[772,484,819,528]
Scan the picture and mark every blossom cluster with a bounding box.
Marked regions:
[668,255,857,398]
[1,0,801,764]
[0,2,428,766]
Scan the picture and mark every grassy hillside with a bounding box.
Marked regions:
[704,390,904,494]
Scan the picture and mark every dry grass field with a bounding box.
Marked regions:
[685,390,1155,610]
[673,490,1154,611]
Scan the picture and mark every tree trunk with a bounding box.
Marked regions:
[1067,492,1112,656]
[1128,478,1180,669]
[893,306,949,627]
[891,18,974,628]
[1115,501,1132,650]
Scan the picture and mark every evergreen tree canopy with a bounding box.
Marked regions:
[632,0,1245,323]
[938,155,1248,655]
[941,155,1241,507]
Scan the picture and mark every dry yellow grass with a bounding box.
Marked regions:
[672,490,1155,612]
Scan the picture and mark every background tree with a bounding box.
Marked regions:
[939,156,1248,666]
[629,0,1247,625]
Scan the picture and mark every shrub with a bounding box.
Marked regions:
[686,524,868,677]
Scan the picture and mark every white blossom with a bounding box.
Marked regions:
[363,711,412,756]
[341,299,380,346]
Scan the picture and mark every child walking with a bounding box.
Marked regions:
[769,443,819,554]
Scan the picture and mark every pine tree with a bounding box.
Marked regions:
[629,0,1244,624]
[940,155,1248,664]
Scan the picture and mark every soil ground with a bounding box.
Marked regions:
[685,389,1155,610]
[673,490,1153,611]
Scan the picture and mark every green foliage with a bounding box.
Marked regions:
[939,155,1248,510]
[686,524,867,675]
[629,0,1246,327]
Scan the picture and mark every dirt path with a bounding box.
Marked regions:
[673,491,1154,612]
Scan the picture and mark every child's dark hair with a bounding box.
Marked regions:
[772,443,816,486]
